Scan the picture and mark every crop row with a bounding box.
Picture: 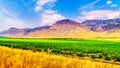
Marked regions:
[0,38,120,62]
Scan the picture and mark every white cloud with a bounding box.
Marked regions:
[106,0,112,5]
[35,0,57,12]
[77,10,120,22]
[35,0,65,26]
[0,8,25,30]
[111,4,118,7]
[40,10,65,26]
[106,0,118,7]
[80,0,100,10]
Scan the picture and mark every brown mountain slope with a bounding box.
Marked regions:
[0,26,50,37]
[26,19,97,38]
[95,28,120,38]
[0,28,30,37]
[1,19,120,38]
[82,18,120,32]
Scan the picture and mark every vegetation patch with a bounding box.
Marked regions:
[0,38,120,62]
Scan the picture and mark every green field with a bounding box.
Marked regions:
[0,38,120,62]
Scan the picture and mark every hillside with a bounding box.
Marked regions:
[0,26,50,37]
[82,18,120,32]
[27,19,96,38]
[1,18,120,38]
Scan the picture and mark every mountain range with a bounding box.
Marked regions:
[1,18,120,38]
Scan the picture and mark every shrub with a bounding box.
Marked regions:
[115,56,120,62]
[77,53,86,57]
[91,54,97,59]
[105,55,112,61]
[98,53,104,59]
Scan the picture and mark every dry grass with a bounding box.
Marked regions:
[0,46,120,68]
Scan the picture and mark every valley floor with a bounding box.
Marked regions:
[0,46,120,68]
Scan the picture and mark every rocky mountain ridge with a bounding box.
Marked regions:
[1,18,120,38]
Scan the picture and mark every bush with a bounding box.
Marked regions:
[98,53,104,59]
[91,54,97,59]
[115,56,120,62]
[105,55,112,61]
[77,53,86,57]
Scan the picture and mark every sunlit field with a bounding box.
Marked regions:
[0,38,120,62]
[1,0,120,68]
[0,46,120,68]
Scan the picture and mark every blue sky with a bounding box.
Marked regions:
[0,0,120,30]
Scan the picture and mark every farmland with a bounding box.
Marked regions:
[0,38,120,62]
[1,46,120,68]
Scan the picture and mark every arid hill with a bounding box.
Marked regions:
[1,18,120,38]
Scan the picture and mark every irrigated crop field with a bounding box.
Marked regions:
[0,46,120,68]
[0,38,120,62]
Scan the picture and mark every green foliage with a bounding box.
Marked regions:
[115,56,120,62]
[0,38,120,61]
[91,54,97,59]
[105,54,112,61]
[77,53,86,57]
[98,53,104,59]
